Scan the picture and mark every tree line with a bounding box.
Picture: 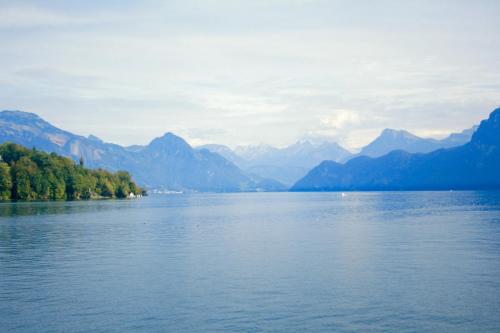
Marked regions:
[0,142,143,201]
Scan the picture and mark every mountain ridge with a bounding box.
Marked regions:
[291,108,500,191]
[200,140,353,185]
[198,125,475,185]
[356,126,476,158]
[0,110,285,192]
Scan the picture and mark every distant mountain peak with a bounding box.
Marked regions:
[234,143,276,159]
[359,128,428,158]
[471,107,500,146]
[294,139,314,146]
[161,132,179,138]
[197,143,234,154]
[0,110,44,122]
[380,128,419,139]
[147,132,192,152]
[359,124,478,159]
[87,134,103,143]
[381,128,399,134]
[155,132,187,143]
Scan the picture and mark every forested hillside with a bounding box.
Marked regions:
[0,142,142,201]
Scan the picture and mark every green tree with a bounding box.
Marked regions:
[0,162,12,200]
[11,157,37,200]
[97,177,115,198]
[67,173,84,200]
[47,172,66,200]
[0,143,142,201]
[115,183,130,198]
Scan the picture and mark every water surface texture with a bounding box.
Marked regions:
[1,192,500,332]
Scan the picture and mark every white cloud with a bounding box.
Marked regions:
[320,110,362,129]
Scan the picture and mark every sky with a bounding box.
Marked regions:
[1,0,499,149]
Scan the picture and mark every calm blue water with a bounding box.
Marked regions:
[1,192,500,332]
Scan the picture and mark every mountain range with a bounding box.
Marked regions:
[199,141,352,185]
[358,126,477,158]
[291,108,500,191]
[0,110,285,192]
[199,127,475,185]
[0,109,487,192]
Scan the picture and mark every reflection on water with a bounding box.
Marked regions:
[1,192,500,333]
[0,199,135,217]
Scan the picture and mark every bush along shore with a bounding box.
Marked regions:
[0,142,144,201]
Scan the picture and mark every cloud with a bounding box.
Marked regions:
[299,110,366,148]
[320,110,362,130]
[0,1,499,148]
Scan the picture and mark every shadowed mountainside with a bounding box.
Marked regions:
[291,108,500,191]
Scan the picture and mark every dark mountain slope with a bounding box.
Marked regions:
[292,108,500,191]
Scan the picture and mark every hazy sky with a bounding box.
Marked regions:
[1,0,499,149]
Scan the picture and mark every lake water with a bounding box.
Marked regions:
[1,192,500,332]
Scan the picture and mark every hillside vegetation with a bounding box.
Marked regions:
[0,142,142,201]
